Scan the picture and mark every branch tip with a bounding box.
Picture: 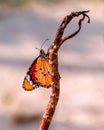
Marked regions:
[85,14,90,23]
[60,11,90,44]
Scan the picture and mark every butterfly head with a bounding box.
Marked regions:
[40,39,49,59]
[40,49,48,59]
[36,39,49,60]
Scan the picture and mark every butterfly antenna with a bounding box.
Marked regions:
[41,38,49,49]
[36,39,49,51]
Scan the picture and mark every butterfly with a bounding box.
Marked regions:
[23,48,54,91]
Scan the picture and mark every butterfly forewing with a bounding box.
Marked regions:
[23,57,38,90]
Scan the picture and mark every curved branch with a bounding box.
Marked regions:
[51,10,90,52]
[61,13,90,43]
[38,11,90,130]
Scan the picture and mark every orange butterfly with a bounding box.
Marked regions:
[23,49,53,91]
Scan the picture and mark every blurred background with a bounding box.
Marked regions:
[0,0,104,130]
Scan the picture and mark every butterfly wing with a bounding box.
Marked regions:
[23,57,39,91]
[23,56,53,91]
[35,57,53,88]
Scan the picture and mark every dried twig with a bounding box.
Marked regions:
[38,11,90,130]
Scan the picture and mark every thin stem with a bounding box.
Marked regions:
[38,86,60,130]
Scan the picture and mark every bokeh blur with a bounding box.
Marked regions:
[0,0,104,130]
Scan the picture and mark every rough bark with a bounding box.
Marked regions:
[38,11,90,130]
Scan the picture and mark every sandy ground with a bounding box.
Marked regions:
[0,0,104,130]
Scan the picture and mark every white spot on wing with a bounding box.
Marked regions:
[26,74,30,81]
[29,81,33,85]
